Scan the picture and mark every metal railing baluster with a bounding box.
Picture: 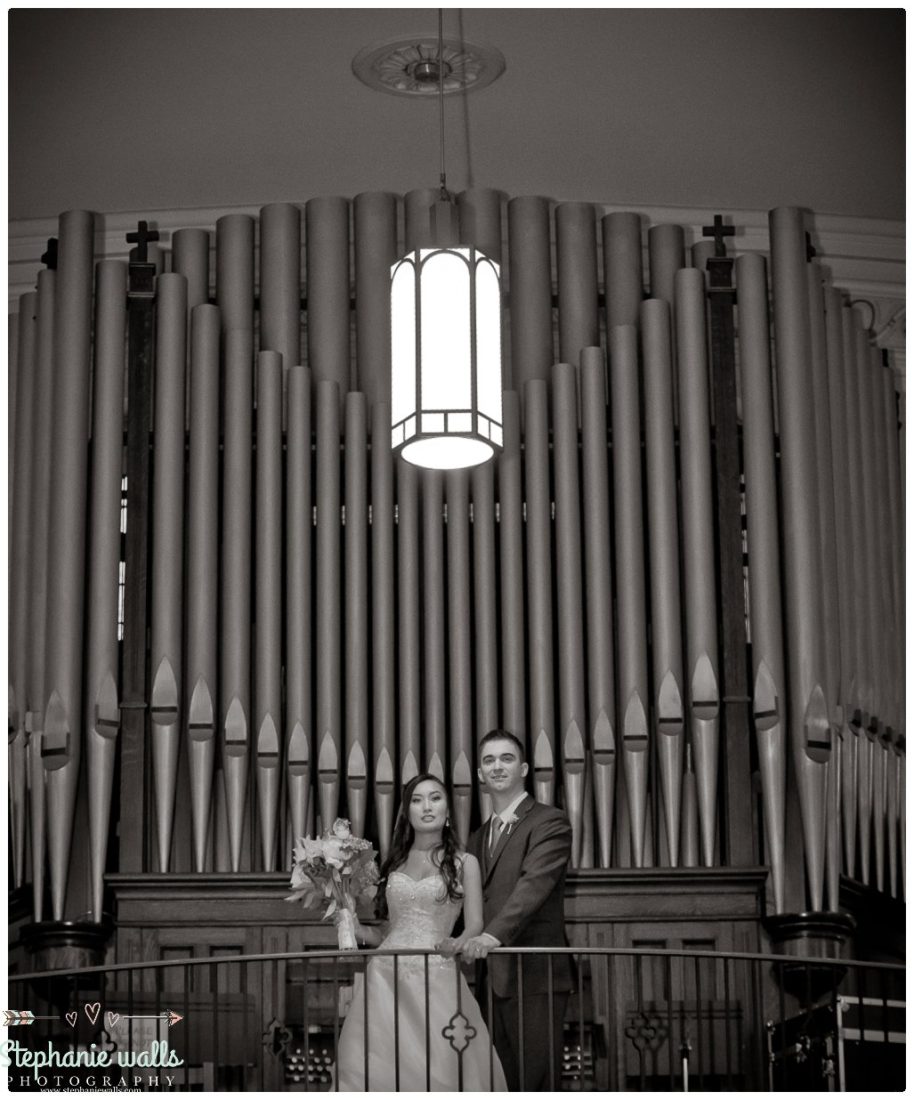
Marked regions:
[486,959,495,1090]
[211,960,218,1091]
[302,957,310,1092]
[455,951,464,1092]
[666,953,675,1090]
[723,953,732,1088]
[332,956,340,1092]
[184,962,190,1090]
[516,953,525,1091]
[547,951,555,1089]
[424,954,431,1092]
[694,953,704,1089]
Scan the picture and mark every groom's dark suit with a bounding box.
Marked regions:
[468,794,573,1090]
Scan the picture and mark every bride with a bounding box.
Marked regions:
[336,774,507,1091]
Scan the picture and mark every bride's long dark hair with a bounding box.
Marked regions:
[376,773,464,920]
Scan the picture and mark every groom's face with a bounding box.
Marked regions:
[477,738,528,799]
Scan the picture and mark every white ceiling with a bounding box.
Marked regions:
[9,8,904,224]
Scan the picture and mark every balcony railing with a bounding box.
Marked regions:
[7,947,904,1092]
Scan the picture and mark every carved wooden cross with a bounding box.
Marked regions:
[702,214,734,257]
[126,220,159,263]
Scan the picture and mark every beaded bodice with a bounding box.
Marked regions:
[380,871,462,952]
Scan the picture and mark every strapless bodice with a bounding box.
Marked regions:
[379,871,462,952]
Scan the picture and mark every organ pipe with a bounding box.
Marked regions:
[8,311,18,529]
[354,193,396,410]
[850,318,875,886]
[735,253,787,913]
[404,187,439,251]
[498,393,526,744]
[472,459,498,825]
[221,327,253,871]
[609,325,650,868]
[641,298,685,867]
[316,378,342,828]
[769,207,830,911]
[44,210,94,920]
[423,472,447,782]
[28,269,56,918]
[524,379,557,805]
[508,197,553,390]
[344,392,370,838]
[307,198,351,399]
[216,214,254,332]
[255,351,283,869]
[648,225,685,305]
[861,343,888,891]
[880,366,904,895]
[172,227,210,312]
[9,290,37,890]
[150,273,187,872]
[286,366,312,860]
[186,304,220,872]
[556,204,599,369]
[553,362,588,865]
[603,212,643,329]
[85,261,127,919]
[371,400,396,857]
[675,268,720,867]
[397,459,421,785]
[260,203,301,380]
[806,265,842,911]
[823,287,858,878]
[446,471,474,842]
[580,348,617,868]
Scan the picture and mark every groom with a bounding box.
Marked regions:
[452,729,574,1091]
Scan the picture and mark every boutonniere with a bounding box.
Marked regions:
[503,811,519,832]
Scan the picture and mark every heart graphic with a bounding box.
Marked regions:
[106,1011,120,1028]
[84,1002,101,1026]
[65,1011,77,1028]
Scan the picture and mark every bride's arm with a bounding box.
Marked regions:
[353,917,385,948]
[439,854,484,956]
[459,853,484,937]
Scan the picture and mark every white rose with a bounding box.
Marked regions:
[331,818,352,840]
[323,838,345,868]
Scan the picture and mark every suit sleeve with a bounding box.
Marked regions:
[484,812,572,945]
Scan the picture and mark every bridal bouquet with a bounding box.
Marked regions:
[287,818,380,950]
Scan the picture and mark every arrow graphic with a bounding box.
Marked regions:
[108,1011,184,1028]
[3,1010,59,1026]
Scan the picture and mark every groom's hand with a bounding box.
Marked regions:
[460,933,500,960]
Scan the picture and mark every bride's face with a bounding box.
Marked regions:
[408,779,449,835]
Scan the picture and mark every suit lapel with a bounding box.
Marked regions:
[483,795,534,884]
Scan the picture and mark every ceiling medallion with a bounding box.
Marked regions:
[352,36,506,98]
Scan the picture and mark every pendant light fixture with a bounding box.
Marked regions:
[389,11,504,469]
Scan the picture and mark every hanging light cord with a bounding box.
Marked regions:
[437,8,448,200]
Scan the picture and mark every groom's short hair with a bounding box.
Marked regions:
[478,728,526,761]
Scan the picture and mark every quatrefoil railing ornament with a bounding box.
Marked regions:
[263,1017,294,1062]
[442,1010,477,1054]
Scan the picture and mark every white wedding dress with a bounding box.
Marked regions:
[336,870,507,1091]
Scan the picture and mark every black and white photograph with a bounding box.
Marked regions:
[7,6,905,1093]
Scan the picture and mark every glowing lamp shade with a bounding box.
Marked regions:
[391,246,503,469]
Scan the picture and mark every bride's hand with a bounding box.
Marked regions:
[350,916,369,947]
[436,936,458,957]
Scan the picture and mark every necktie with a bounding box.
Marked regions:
[488,815,503,853]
